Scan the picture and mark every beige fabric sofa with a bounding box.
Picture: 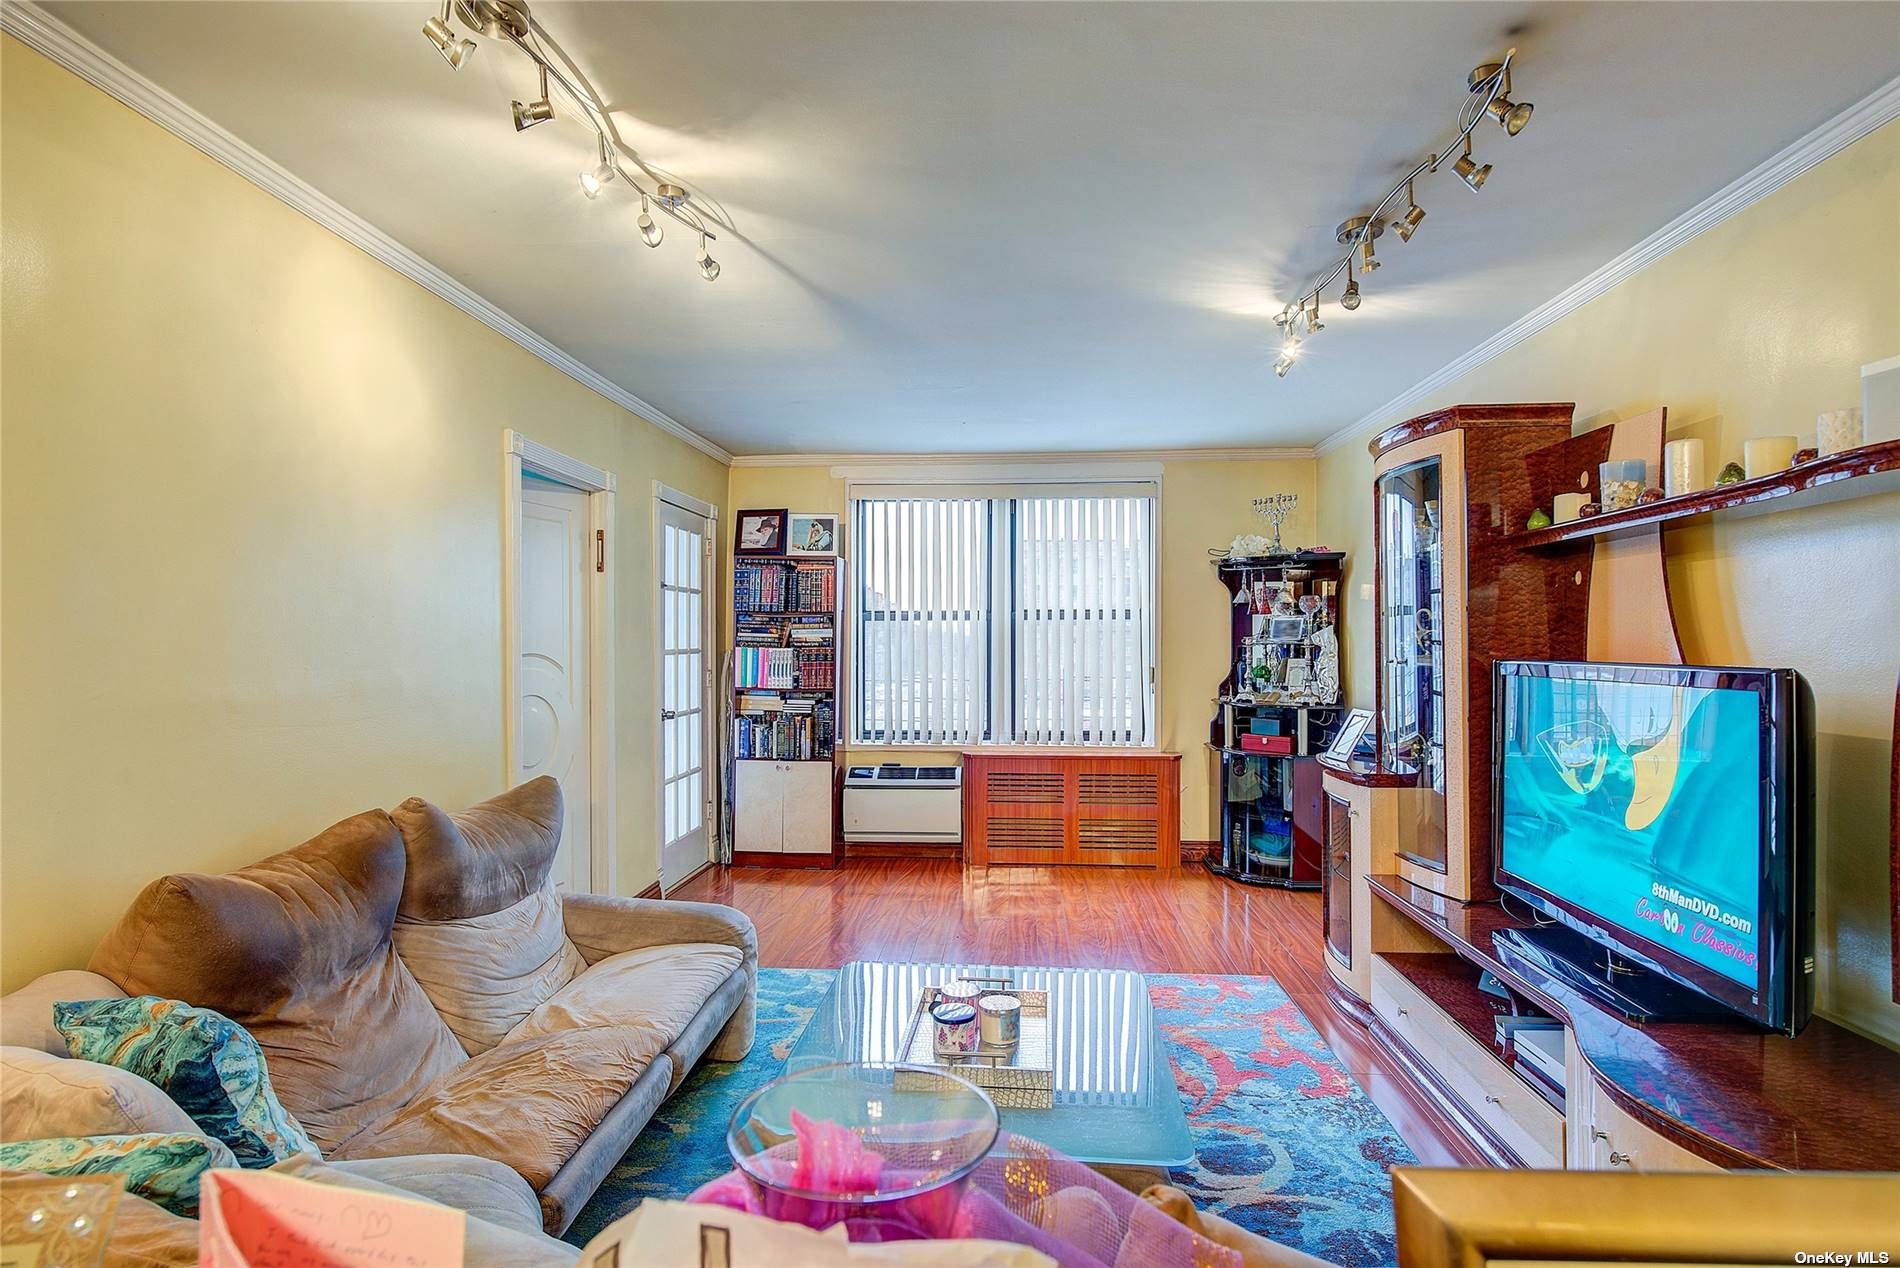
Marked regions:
[0,776,756,1239]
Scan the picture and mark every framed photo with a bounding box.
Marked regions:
[787,512,839,557]
[1319,708,1375,769]
[736,509,787,556]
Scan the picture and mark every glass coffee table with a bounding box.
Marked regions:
[788,962,1194,1182]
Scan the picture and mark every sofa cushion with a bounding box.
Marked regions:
[0,971,127,1056]
[390,780,587,1055]
[322,1153,545,1237]
[0,1133,237,1217]
[55,997,316,1168]
[331,1026,669,1191]
[1,1046,200,1142]
[87,810,466,1157]
[505,943,745,1050]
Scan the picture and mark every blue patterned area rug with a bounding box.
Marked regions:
[565,969,1414,1264]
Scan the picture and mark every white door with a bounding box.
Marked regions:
[657,500,712,888]
[517,476,592,891]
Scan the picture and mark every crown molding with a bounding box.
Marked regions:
[730,446,1316,468]
[1315,73,1900,456]
[0,1,734,466]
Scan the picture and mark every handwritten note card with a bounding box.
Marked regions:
[199,1169,464,1268]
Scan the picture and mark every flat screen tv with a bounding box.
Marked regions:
[1492,660,1812,1034]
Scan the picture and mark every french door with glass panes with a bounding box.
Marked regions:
[656,498,714,890]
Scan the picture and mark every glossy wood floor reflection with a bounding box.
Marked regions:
[672,858,1474,1167]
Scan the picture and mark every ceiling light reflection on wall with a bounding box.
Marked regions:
[1268,49,1533,378]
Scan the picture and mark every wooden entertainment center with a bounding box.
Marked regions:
[1321,403,1900,1172]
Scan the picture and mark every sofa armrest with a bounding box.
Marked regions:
[1,970,128,1055]
[560,894,757,1063]
[560,894,756,966]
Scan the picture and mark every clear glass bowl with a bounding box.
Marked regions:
[725,1061,999,1241]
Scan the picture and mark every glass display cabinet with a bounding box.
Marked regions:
[1205,551,1345,889]
[1376,457,1449,878]
[1367,405,1577,902]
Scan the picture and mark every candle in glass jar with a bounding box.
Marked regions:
[1817,410,1862,457]
[1743,435,1798,479]
[1663,438,1706,497]
[978,994,1021,1048]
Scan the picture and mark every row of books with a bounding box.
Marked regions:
[795,647,835,691]
[735,700,835,761]
[735,646,798,689]
[735,615,833,648]
[734,561,837,615]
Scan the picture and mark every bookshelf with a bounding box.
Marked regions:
[731,555,842,862]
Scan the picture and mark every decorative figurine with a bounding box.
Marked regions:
[1715,461,1747,486]
[1526,508,1553,530]
[1250,494,1299,555]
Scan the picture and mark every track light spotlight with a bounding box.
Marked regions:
[1341,258,1362,311]
[1470,63,1533,136]
[697,233,720,282]
[579,137,615,199]
[422,3,475,68]
[1306,296,1324,333]
[638,196,664,248]
[512,68,554,131]
[1452,135,1491,192]
[1274,356,1294,379]
[1395,183,1427,242]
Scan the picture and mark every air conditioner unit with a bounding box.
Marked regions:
[843,764,963,844]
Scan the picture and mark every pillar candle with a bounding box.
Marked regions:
[1663,438,1706,497]
[1552,492,1589,523]
[1743,435,1798,479]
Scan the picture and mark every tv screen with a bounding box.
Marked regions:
[1493,661,1810,1032]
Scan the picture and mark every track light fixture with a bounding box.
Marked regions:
[1268,49,1532,378]
[1395,182,1427,242]
[422,1,475,68]
[512,66,554,130]
[638,196,663,247]
[411,0,724,279]
[579,135,615,199]
[1452,135,1491,192]
[1471,64,1534,136]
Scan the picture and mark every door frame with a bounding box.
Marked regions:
[652,481,718,894]
[502,429,617,895]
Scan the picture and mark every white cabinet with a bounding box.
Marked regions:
[735,760,834,855]
[1563,1032,1720,1173]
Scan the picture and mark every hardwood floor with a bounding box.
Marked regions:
[672,857,1477,1167]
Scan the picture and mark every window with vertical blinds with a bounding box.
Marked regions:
[852,486,1156,746]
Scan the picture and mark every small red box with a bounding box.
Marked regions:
[1239,734,1293,755]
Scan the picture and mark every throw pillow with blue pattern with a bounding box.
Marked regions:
[0,1132,236,1216]
[54,997,316,1168]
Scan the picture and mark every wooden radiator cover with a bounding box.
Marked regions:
[962,752,1181,868]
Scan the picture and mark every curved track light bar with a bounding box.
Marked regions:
[419,0,724,277]
[1272,49,1533,373]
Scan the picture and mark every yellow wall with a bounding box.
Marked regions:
[1315,122,1900,1043]
[0,37,728,988]
[728,456,1319,842]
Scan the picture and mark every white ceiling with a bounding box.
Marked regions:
[38,2,1900,456]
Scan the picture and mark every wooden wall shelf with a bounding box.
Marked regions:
[1512,438,1900,548]
[1367,872,1900,1171]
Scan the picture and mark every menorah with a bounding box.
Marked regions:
[1251,493,1299,555]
